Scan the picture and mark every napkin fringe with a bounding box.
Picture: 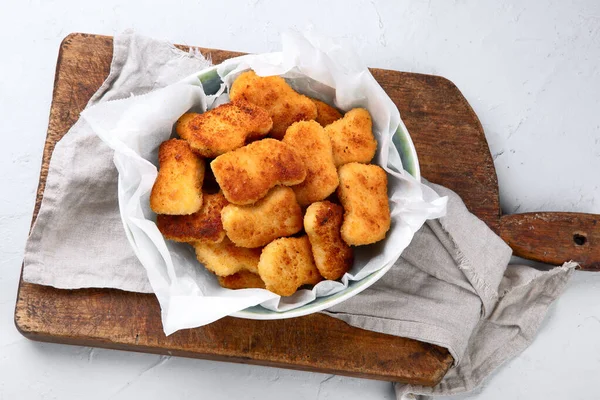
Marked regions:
[454,248,499,316]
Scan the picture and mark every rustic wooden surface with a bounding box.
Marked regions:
[14,33,599,386]
[500,212,599,270]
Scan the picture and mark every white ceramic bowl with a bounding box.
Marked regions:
[180,66,421,319]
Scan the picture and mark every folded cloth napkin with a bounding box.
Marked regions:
[23,33,575,399]
[325,183,575,398]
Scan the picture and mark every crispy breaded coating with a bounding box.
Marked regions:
[325,108,377,166]
[304,201,354,280]
[230,70,318,139]
[221,186,303,248]
[258,236,322,296]
[194,237,261,276]
[282,121,339,206]
[217,270,266,290]
[150,139,204,215]
[156,192,228,243]
[210,138,307,205]
[337,163,390,245]
[311,99,343,126]
[176,100,272,157]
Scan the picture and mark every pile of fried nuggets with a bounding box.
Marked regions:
[150,70,391,296]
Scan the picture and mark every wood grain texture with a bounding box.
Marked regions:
[15,32,511,385]
[377,72,501,232]
[500,213,600,270]
[15,285,452,384]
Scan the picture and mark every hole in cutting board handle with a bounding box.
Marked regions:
[573,233,587,246]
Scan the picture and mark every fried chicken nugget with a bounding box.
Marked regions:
[176,100,273,157]
[221,186,303,248]
[304,201,354,280]
[230,70,317,139]
[150,139,204,215]
[311,99,343,126]
[258,236,323,296]
[156,191,228,243]
[217,270,266,290]
[194,237,261,276]
[210,138,307,205]
[282,121,339,206]
[325,108,377,166]
[337,163,390,245]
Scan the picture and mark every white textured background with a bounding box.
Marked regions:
[1,1,599,399]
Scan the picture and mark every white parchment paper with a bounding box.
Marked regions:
[82,31,447,335]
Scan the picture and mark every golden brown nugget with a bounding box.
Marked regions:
[194,237,261,276]
[325,108,377,166]
[211,138,307,205]
[176,100,272,157]
[304,201,354,280]
[282,121,339,206]
[258,236,323,296]
[150,139,204,215]
[221,186,303,248]
[217,270,266,290]
[337,163,391,245]
[156,192,228,243]
[230,70,317,139]
[311,99,343,126]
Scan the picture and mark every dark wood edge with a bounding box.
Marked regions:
[18,327,452,385]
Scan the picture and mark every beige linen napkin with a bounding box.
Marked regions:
[23,33,575,399]
[324,181,575,398]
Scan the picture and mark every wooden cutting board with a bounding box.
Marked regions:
[15,33,599,387]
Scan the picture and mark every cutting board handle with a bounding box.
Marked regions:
[499,212,599,270]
